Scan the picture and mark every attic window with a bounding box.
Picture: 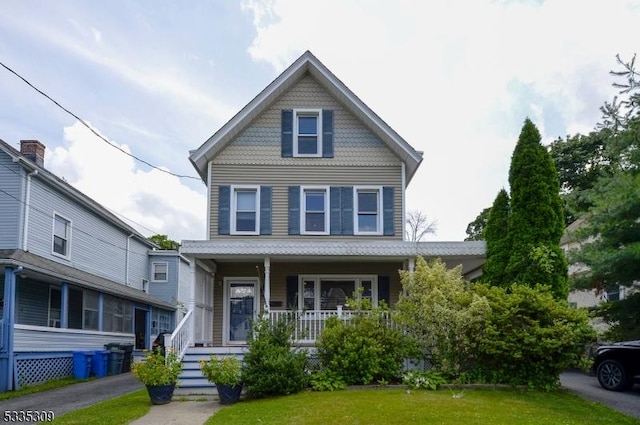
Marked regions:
[294,109,322,157]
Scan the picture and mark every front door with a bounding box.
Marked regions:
[224,279,259,345]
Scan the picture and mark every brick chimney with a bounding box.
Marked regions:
[20,140,46,167]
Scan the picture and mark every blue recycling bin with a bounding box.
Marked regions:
[92,350,110,378]
[72,351,94,379]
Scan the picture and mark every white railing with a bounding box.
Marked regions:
[268,309,392,344]
[165,309,193,361]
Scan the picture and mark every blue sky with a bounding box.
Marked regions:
[1,0,638,242]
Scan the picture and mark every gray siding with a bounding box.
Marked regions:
[22,176,150,285]
[210,165,403,239]
[14,326,134,352]
[0,151,24,249]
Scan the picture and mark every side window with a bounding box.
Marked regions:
[152,262,168,282]
[294,109,322,157]
[301,187,329,234]
[52,213,71,257]
[354,187,382,235]
[232,186,260,234]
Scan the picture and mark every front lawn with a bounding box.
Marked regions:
[206,388,640,425]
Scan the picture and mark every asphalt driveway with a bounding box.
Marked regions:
[560,370,640,419]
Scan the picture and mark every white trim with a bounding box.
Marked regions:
[293,108,322,157]
[51,211,71,259]
[15,323,135,337]
[298,275,378,310]
[206,161,212,237]
[353,186,383,235]
[151,261,169,283]
[230,185,260,235]
[300,186,329,235]
[401,163,406,241]
[222,277,260,346]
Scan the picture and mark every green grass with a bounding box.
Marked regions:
[205,388,640,425]
[0,377,91,401]
[38,386,640,425]
[51,389,150,425]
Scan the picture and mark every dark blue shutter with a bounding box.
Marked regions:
[286,276,299,310]
[378,276,390,307]
[260,186,272,235]
[383,187,394,236]
[341,186,354,235]
[330,187,342,234]
[218,185,231,235]
[288,186,300,235]
[322,109,334,158]
[281,110,293,158]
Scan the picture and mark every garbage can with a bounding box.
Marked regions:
[119,344,134,373]
[72,351,93,379]
[92,349,110,378]
[106,349,124,375]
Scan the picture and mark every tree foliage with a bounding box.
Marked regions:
[394,257,491,378]
[465,207,491,241]
[481,189,510,286]
[148,234,180,250]
[505,119,568,300]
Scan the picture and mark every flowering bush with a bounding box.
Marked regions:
[402,370,446,390]
[200,355,243,386]
[131,349,183,386]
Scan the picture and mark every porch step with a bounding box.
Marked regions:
[175,347,246,396]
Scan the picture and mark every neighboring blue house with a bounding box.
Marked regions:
[0,139,181,392]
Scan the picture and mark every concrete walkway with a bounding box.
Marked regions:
[1,373,223,424]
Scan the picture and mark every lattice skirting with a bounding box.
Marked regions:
[14,353,73,389]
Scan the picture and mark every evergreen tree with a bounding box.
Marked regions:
[482,189,510,286]
[505,118,568,300]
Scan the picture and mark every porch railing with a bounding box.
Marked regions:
[268,309,392,344]
[165,309,193,361]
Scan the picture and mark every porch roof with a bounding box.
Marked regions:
[0,249,175,310]
[181,239,486,277]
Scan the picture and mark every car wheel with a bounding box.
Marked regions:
[597,359,632,391]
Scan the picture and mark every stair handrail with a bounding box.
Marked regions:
[164,309,193,361]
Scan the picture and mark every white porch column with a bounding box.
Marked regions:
[188,256,196,345]
[264,257,271,313]
[406,257,416,295]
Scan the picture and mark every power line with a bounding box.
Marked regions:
[0,60,201,181]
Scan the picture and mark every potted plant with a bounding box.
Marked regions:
[200,355,243,404]
[131,348,183,405]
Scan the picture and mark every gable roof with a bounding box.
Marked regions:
[0,138,155,249]
[189,51,423,185]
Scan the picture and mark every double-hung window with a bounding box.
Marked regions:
[53,213,71,257]
[294,109,322,157]
[232,186,260,234]
[152,262,168,282]
[302,187,328,234]
[354,187,383,235]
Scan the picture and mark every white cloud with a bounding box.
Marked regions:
[48,121,206,241]
[241,0,640,240]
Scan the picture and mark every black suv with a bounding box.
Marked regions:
[592,339,640,391]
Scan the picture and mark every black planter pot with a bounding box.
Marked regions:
[216,383,242,405]
[146,383,176,405]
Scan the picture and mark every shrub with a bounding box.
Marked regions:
[242,316,309,398]
[402,370,446,390]
[394,257,491,379]
[199,355,242,386]
[471,283,596,390]
[316,310,419,385]
[309,369,347,391]
[131,349,182,386]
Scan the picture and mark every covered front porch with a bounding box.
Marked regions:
[169,239,485,356]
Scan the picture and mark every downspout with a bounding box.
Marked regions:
[125,234,134,286]
[22,170,38,251]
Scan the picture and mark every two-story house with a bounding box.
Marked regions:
[176,51,485,366]
[0,139,184,392]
